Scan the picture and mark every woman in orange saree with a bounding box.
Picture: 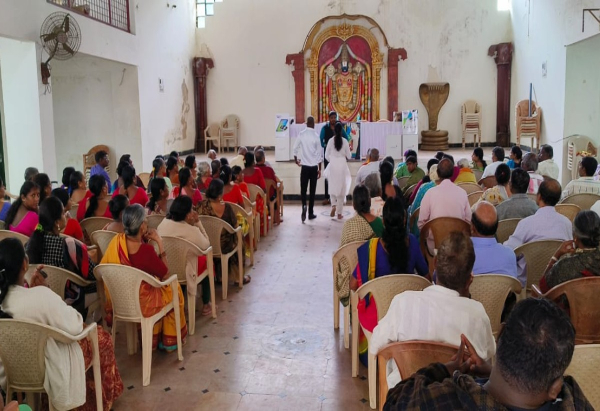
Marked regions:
[101,204,187,351]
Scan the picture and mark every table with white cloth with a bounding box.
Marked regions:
[359,122,404,158]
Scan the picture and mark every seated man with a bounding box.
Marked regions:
[364,173,385,217]
[255,148,281,224]
[383,298,591,410]
[471,201,519,284]
[480,146,505,179]
[505,178,572,249]
[207,149,217,161]
[403,156,425,191]
[355,148,381,186]
[90,149,111,191]
[562,156,600,199]
[230,146,247,170]
[521,152,545,194]
[496,168,538,220]
[369,232,495,389]
[537,144,559,179]
[394,149,417,180]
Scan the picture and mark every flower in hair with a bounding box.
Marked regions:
[35,224,44,232]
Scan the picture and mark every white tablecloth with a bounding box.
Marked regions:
[359,122,404,158]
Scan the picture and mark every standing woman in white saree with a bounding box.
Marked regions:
[324,122,352,220]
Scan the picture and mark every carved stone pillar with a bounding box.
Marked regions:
[488,43,513,147]
[193,57,214,152]
[387,48,407,120]
[285,53,305,123]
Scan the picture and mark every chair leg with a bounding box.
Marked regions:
[111,319,117,347]
[126,322,137,355]
[141,319,154,386]
[351,293,359,377]
[462,131,465,150]
[237,235,244,288]
[172,284,184,362]
[248,230,254,266]
[90,326,104,411]
[208,265,217,319]
[188,289,196,336]
[221,256,229,299]
[368,352,377,409]
[343,305,350,349]
[333,287,340,330]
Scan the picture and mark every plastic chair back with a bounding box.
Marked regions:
[80,217,112,239]
[555,204,581,222]
[514,240,562,292]
[478,176,497,189]
[496,218,521,244]
[146,214,165,230]
[565,344,600,408]
[0,230,28,245]
[457,182,483,195]
[26,265,94,302]
[468,191,483,207]
[397,177,410,190]
[419,217,471,275]
[560,193,600,211]
[470,274,522,337]
[90,230,117,259]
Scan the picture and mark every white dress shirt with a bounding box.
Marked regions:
[481,161,503,179]
[369,285,496,388]
[561,176,600,199]
[293,127,323,167]
[355,161,381,186]
[504,206,573,250]
[230,154,245,170]
[537,159,559,179]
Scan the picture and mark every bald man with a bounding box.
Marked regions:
[471,201,518,283]
[355,148,381,186]
[230,146,248,170]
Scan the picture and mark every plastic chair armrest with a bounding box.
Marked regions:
[530,284,543,298]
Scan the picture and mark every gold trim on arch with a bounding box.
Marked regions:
[307,22,384,121]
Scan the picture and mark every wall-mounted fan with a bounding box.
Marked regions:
[40,12,81,85]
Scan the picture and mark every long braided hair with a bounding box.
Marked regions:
[0,238,28,318]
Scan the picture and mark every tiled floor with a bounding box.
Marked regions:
[112,203,369,411]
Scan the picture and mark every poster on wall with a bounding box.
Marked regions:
[344,122,360,159]
[402,110,419,135]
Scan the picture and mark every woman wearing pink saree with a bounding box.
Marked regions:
[5,181,40,237]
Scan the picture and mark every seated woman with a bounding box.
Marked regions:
[0,177,11,221]
[27,197,96,316]
[61,166,75,190]
[33,173,52,204]
[51,188,84,242]
[473,163,511,208]
[166,156,180,186]
[196,161,212,194]
[112,165,149,207]
[197,179,250,285]
[0,238,123,410]
[409,165,439,239]
[77,175,112,221]
[221,165,245,207]
[101,204,187,350]
[157,196,214,315]
[454,158,478,184]
[540,210,600,293]
[69,171,88,205]
[185,155,198,185]
[340,185,383,247]
[349,197,428,363]
[113,154,145,191]
[104,195,129,233]
[408,158,439,205]
[471,147,487,172]
[172,168,203,206]
[146,177,170,215]
[232,165,250,198]
[5,181,40,237]
[379,161,397,201]
[507,145,522,169]
[149,156,173,193]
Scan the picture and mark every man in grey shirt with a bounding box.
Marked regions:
[496,168,538,220]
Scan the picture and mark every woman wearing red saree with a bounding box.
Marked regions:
[101,204,187,351]
[242,152,266,235]
[111,165,149,207]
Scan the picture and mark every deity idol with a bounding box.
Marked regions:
[325,43,365,121]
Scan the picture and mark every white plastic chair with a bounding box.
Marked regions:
[0,230,29,245]
[227,202,255,266]
[90,230,118,261]
[94,264,183,386]
[80,217,112,243]
[0,319,102,411]
[461,100,481,149]
[147,214,165,230]
[332,241,363,349]
[162,236,216,335]
[198,215,244,299]
[243,196,260,248]
[221,114,239,153]
[204,123,221,153]
[247,184,269,236]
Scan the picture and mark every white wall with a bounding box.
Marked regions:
[51,55,142,181]
[0,38,44,192]
[0,0,198,174]
[510,0,600,185]
[197,0,511,148]
[564,34,600,143]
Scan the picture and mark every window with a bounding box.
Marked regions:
[196,0,222,28]
[497,0,510,11]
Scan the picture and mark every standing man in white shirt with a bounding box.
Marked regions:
[293,116,323,222]
[480,146,505,179]
[537,144,559,179]
[369,231,495,389]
